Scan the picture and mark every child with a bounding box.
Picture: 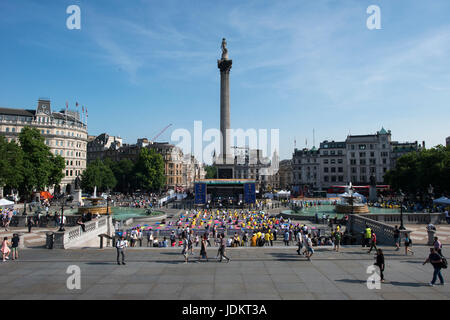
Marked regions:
[1,237,11,262]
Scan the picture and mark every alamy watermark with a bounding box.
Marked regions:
[171,121,279,171]
[366,265,381,290]
[66,265,81,290]
[367,5,381,30]
[66,5,81,30]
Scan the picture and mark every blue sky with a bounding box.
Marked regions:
[1,0,450,163]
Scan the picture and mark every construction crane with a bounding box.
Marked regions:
[151,124,172,143]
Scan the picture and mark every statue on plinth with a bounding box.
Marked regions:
[221,38,228,60]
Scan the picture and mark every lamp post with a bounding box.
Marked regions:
[399,189,405,230]
[428,184,434,223]
[106,196,110,216]
[59,196,66,232]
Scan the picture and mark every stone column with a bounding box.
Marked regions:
[218,58,232,164]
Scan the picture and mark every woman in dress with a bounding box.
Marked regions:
[1,237,11,262]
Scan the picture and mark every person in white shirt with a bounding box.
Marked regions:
[116,236,128,265]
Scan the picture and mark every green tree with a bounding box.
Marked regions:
[134,148,165,192]
[204,165,217,179]
[17,127,65,199]
[81,159,117,193]
[107,158,135,194]
[0,136,24,191]
[385,145,450,196]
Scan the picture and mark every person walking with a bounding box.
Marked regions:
[217,233,230,263]
[296,230,304,256]
[374,249,385,283]
[404,233,414,255]
[11,234,19,260]
[2,237,11,262]
[368,232,377,254]
[182,235,189,264]
[284,229,290,246]
[364,225,372,248]
[423,247,445,286]
[305,234,314,261]
[433,237,443,256]
[333,228,342,252]
[199,234,209,262]
[116,236,127,265]
[27,216,34,233]
[393,225,400,251]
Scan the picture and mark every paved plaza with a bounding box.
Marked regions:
[0,245,448,300]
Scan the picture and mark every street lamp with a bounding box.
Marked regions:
[106,196,110,216]
[399,189,405,230]
[428,184,434,223]
[59,196,66,232]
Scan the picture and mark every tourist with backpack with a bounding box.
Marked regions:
[423,247,446,286]
[404,234,414,255]
[433,237,443,256]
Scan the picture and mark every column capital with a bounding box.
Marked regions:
[218,59,232,72]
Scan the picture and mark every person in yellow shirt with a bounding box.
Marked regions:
[251,234,257,247]
[269,231,274,246]
[264,232,270,246]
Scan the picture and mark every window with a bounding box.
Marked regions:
[338,150,343,155]
[324,176,329,182]
[331,159,336,164]
[338,176,344,182]
[360,159,366,165]
[351,145,355,150]
[359,152,366,157]
[5,128,9,132]
[338,167,343,173]
[323,151,328,156]
[331,167,336,173]
[359,144,366,150]
[323,159,329,164]
[331,176,336,182]
[11,128,15,132]
[361,167,366,173]
[351,152,355,157]
[324,167,329,173]
[338,159,343,164]
[330,151,335,155]
[350,159,356,165]
[383,158,387,164]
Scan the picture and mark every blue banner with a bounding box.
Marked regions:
[194,183,207,204]
[244,183,256,204]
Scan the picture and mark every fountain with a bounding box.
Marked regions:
[78,186,112,215]
[334,182,370,214]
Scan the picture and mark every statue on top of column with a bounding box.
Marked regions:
[221,38,228,60]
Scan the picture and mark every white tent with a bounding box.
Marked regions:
[433,196,450,205]
[0,198,14,207]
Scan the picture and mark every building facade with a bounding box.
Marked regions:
[87,136,205,191]
[291,128,421,193]
[0,99,88,194]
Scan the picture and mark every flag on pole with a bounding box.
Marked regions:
[66,101,68,111]
[76,102,79,108]
[82,105,84,113]
[86,108,88,118]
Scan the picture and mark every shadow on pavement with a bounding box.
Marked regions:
[389,281,429,287]
[335,279,366,284]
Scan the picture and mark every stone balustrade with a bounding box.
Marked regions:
[53,216,113,249]
[347,214,411,245]
[359,212,445,225]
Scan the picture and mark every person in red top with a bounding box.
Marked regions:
[368,232,377,254]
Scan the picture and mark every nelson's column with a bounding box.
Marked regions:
[216,38,234,178]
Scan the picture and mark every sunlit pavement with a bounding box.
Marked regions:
[0,245,448,300]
